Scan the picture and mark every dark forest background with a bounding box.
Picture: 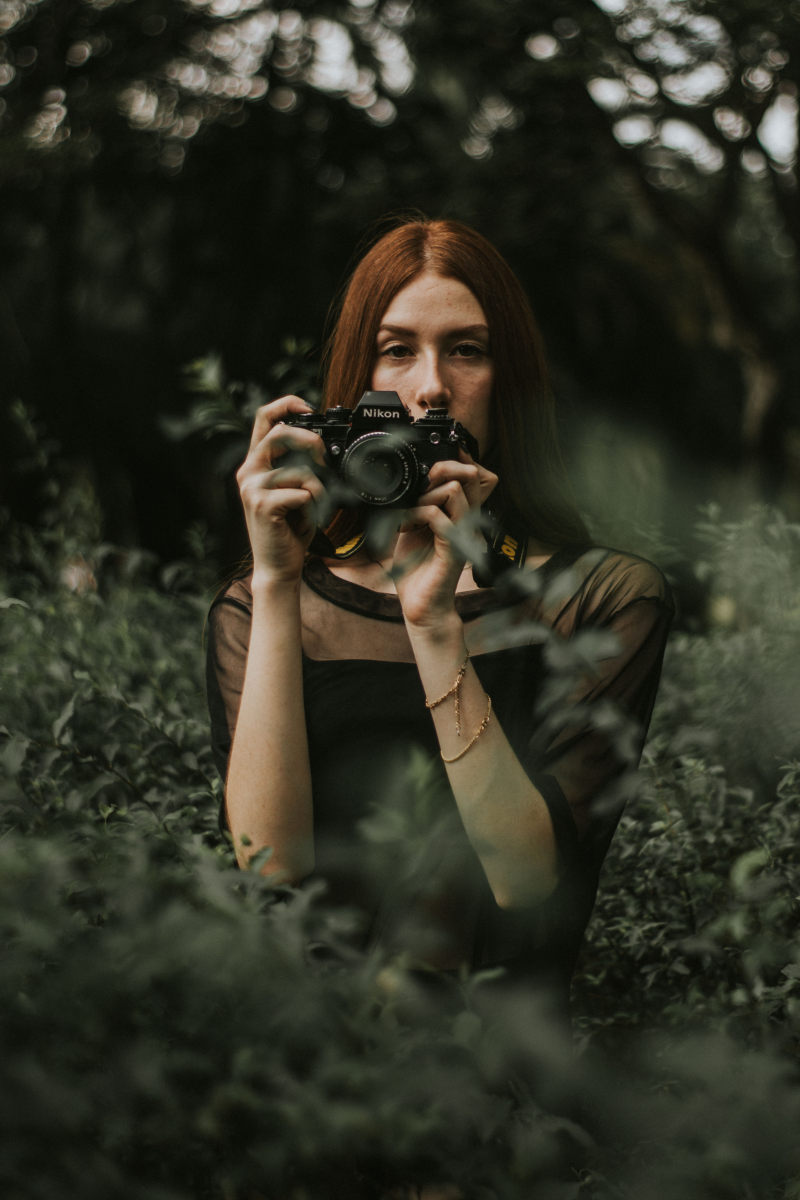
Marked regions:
[2,0,799,574]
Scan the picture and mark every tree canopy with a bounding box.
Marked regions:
[1,0,798,563]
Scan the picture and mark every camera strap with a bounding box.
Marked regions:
[307,529,365,559]
[470,524,528,588]
[310,525,528,584]
[331,533,366,559]
[486,526,528,571]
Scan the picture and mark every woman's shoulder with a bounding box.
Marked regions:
[209,573,253,616]
[207,575,254,654]
[534,543,674,629]
[571,545,672,602]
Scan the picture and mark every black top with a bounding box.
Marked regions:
[206,546,673,997]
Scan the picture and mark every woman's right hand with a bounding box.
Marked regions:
[236,395,327,585]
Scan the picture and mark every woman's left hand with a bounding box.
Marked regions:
[394,452,498,630]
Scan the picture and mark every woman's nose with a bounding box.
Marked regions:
[409,357,450,415]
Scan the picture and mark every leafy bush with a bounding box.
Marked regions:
[572,506,800,1050]
[1,505,799,1198]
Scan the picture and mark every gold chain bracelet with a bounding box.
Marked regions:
[425,649,470,736]
[441,695,492,763]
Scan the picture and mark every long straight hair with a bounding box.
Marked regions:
[321,218,589,550]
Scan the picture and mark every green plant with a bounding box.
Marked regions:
[2,505,800,1198]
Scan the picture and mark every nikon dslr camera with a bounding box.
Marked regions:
[283,390,479,508]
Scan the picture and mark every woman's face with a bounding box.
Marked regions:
[370,270,493,457]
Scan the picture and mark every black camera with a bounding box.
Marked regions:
[283,391,479,508]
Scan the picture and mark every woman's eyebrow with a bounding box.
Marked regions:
[376,323,490,337]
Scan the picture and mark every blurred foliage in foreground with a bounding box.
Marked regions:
[1,506,800,1198]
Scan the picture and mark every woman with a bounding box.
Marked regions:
[206,218,673,1008]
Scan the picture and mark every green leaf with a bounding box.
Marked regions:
[52,696,76,743]
[730,848,770,892]
[0,733,30,775]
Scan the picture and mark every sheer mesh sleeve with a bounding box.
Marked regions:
[206,580,252,784]
[533,552,674,855]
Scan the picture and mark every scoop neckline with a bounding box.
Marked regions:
[302,544,588,623]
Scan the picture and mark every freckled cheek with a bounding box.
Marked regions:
[371,360,404,391]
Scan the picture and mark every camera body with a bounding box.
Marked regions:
[283,391,479,508]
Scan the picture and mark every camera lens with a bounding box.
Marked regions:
[341,433,418,506]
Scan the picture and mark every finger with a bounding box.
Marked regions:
[262,464,326,502]
[240,426,325,481]
[248,395,312,454]
[399,499,487,567]
[262,425,326,466]
[396,515,430,534]
[416,479,471,522]
[425,463,480,506]
[269,487,318,518]
[426,459,497,507]
[399,502,459,537]
[457,449,499,500]
[477,463,499,501]
[426,461,480,486]
[242,483,319,524]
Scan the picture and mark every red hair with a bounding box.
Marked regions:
[321,218,589,550]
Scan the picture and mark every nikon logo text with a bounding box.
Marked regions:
[362,408,401,419]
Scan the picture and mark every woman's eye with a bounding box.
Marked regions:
[453,343,485,358]
[381,344,411,359]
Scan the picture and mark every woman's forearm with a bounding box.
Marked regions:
[225,576,314,880]
[407,614,558,908]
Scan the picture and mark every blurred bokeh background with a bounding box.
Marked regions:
[2,0,799,574]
